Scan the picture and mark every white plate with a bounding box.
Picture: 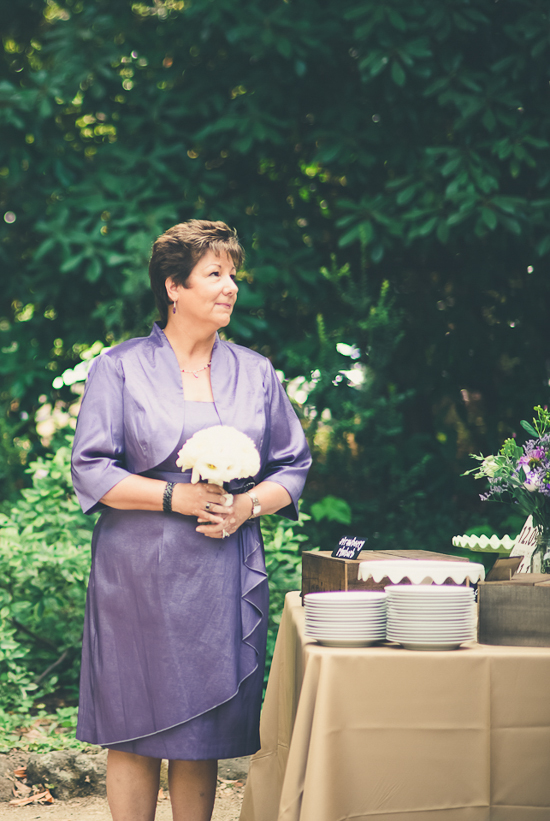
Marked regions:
[386,597,474,606]
[306,624,386,636]
[386,629,476,641]
[386,585,474,593]
[305,608,386,616]
[305,629,386,639]
[306,627,386,636]
[305,600,386,613]
[387,623,475,633]
[387,617,475,626]
[387,598,474,605]
[396,640,466,651]
[307,616,386,623]
[386,599,475,605]
[306,616,386,624]
[385,585,474,597]
[389,618,473,625]
[387,632,475,642]
[308,635,386,643]
[305,603,386,616]
[387,628,475,637]
[387,608,473,616]
[306,602,387,609]
[306,599,386,605]
[305,592,387,603]
[312,638,384,647]
[307,629,386,636]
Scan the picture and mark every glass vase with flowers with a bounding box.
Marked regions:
[465,405,550,573]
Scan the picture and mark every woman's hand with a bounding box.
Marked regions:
[195,492,253,540]
[171,482,229,525]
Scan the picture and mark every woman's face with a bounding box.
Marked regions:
[169,249,239,331]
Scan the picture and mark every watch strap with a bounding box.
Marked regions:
[246,491,261,519]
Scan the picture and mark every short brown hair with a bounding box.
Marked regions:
[148,220,244,325]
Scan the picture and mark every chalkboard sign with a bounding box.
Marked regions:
[331,535,367,560]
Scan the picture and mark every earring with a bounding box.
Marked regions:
[172,301,177,315]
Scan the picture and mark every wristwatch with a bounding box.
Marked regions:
[246,491,261,519]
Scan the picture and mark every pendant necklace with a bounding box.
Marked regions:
[181,361,212,379]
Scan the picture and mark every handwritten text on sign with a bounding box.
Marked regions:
[332,535,367,560]
[510,515,538,573]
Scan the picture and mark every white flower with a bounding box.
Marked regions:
[482,456,499,477]
[176,425,260,490]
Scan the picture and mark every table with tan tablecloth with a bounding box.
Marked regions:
[240,591,550,821]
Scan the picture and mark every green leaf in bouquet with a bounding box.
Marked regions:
[500,439,523,460]
[520,420,538,438]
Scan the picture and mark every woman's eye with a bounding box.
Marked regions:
[209,271,220,277]
[230,274,237,283]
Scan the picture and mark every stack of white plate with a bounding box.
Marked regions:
[385,585,476,651]
[304,591,387,647]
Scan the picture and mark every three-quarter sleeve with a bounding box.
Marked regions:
[71,354,133,515]
[261,361,311,520]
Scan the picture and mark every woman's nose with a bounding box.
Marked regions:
[224,276,239,294]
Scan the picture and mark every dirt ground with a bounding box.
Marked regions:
[0,780,245,820]
[0,751,246,821]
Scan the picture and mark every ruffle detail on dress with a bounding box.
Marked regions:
[238,520,268,684]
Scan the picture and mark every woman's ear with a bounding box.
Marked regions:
[165,276,179,304]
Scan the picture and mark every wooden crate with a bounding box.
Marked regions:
[301,550,469,598]
[478,576,550,647]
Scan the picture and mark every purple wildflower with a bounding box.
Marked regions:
[516,437,550,495]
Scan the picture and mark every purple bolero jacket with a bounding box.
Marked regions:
[72,323,311,515]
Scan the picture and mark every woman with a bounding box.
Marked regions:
[71,220,311,821]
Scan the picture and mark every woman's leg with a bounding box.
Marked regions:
[168,759,218,821]
[106,750,161,821]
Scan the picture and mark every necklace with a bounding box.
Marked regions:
[181,361,212,378]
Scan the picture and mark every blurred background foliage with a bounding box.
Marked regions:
[2,0,550,742]
[2,0,550,550]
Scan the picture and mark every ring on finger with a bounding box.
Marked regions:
[222,529,230,539]
[205,502,212,511]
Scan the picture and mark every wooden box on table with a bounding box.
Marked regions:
[301,549,469,598]
[478,575,550,647]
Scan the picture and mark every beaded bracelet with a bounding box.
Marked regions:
[163,482,175,513]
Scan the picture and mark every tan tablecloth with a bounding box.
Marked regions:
[240,591,550,821]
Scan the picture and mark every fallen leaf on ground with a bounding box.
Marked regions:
[9,789,54,806]
[12,780,32,798]
[13,767,27,778]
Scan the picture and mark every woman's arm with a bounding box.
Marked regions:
[101,476,290,538]
[195,479,291,538]
[101,476,229,526]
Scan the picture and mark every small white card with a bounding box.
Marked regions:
[510,516,539,573]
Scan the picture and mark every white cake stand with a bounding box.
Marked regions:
[357,560,485,586]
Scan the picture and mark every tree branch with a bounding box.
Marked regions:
[10,618,59,652]
[34,649,70,686]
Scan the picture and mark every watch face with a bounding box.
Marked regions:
[248,493,261,517]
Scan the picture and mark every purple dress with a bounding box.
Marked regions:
[71,324,311,759]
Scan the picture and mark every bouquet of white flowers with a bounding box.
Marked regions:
[176,425,260,504]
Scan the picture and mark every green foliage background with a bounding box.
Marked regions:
[2,0,550,740]
[2,0,550,546]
